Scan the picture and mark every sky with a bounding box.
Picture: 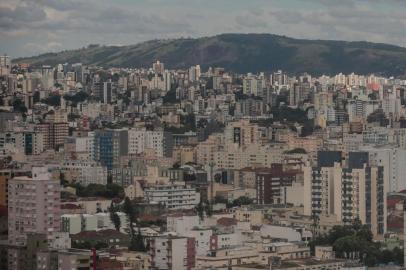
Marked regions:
[1,0,406,58]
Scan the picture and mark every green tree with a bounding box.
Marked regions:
[227,196,253,208]
[195,201,205,221]
[123,197,146,251]
[110,211,121,231]
[129,227,146,252]
[41,94,61,107]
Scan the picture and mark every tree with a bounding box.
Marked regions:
[310,213,320,238]
[195,201,205,221]
[63,91,89,105]
[129,227,146,252]
[110,209,121,232]
[227,196,253,208]
[109,201,121,231]
[12,99,27,113]
[73,183,124,198]
[123,197,145,251]
[41,94,61,107]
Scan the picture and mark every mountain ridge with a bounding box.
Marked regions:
[13,33,406,76]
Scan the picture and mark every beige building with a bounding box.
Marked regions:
[224,119,261,147]
[196,246,258,269]
[196,133,224,165]
[233,208,263,226]
[173,145,196,165]
[213,143,285,170]
[304,153,388,237]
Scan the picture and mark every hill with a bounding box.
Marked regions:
[13,33,406,76]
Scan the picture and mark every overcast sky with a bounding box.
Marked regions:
[1,0,406,58]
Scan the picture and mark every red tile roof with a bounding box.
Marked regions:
[217,217,237,227]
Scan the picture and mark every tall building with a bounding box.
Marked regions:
[347,98,379,122]
[361,146,406,192]
[304,151,387,236]
[0,170,11,206]
[128,129,173,157]
[164,70,172,92]
[35,122,69,150]
[8,167,61,246]
[290,82,311,107]
[94,130,128,170]
[153,60,164,75]
[103,80,113,104]
[0,55,11,76]
[188,65,201,82]
[224,119,260,147]
[243,74,265,96]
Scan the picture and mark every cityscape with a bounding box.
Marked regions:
[2,1,406,270]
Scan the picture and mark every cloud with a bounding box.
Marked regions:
[1,0,406,57]
[235,13,268,29]
[0,2,46,30]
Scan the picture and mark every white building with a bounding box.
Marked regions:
[61,214,82,234]
[81,214,98,231]
[167,214,200,233]
[150,236,195,270]
[144,183,200,210]
[361,146,406,192]
[61,159,108,186]
[128,129,173,157]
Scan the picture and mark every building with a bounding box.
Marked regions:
[35,122,69,150]
[128,129,173,157]
[61,159,108,186]
[37,249,92,270]
[144,183,200,210]
[0,170,11,206]
[149,236,195,270]
[361,146,406,192]
[8,167,61,246]
[255,165,299,205]
[243,74,265,96]
[304,151,387,237]
[94,130,128,170]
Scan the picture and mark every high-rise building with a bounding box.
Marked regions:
[128,129,173,158]
[153,60,164,75]
[243,74,265,96]
[94,130,128,170]
[8,167,61,246]
[103,80,113,104]
[0,55,11,76]
[361,146,406,192]
[304,151,387,236]
[35,122,69,150]
[0,170,11,206]
[164,70,172,92]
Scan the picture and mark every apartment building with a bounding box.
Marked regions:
[144,183,200,210]
[304,151,387,236]
[8,167,61,246]
[149,236,196,270]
